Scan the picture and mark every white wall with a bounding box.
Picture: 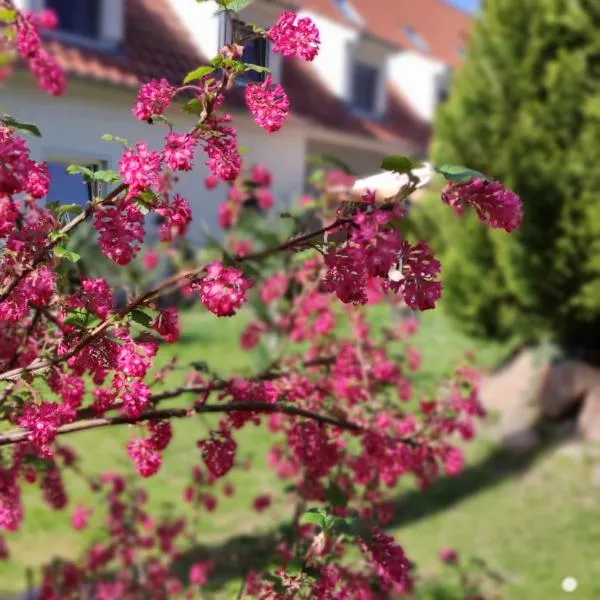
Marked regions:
[1,76,307,245]
[298,10,357,98]
[390,50,448,122]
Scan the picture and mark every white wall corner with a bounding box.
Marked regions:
[101,0,125,45]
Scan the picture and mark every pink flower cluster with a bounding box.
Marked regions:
[321,207,443,310]
[14,11,66,95]
[196,261,253,317]
[133,78,176,121]
[267,11,321,61]
[245,76,290,132]
[442,178,523,232]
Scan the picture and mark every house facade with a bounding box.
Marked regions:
[4,0,468,243]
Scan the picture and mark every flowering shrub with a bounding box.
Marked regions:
[0,2,521,598]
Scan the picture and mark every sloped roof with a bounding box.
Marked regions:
[36,0,430,148]
[300,0,471,67]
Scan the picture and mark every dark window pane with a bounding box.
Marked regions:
[232,21,268,83]
[47,162,97,206]
[47,0,101,38]
[352,62,378,112]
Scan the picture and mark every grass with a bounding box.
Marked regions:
[1,306,599,598]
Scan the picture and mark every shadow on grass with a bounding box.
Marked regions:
[387,419,576,530]
[171,523,296,595]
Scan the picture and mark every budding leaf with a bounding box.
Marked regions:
[381,155,422,174]
[102,133,129,146]
[58,204,84,216]
[131,309,154,328]
[219,0,255,10]
[66,164,95,179]
[54,246,81,263]
[0,9,17,23]
[184,65,215,84]
[436,164,490,183]
[183,98,203,115]
[64,309,101,328]
[244,63,271,74]
[93,170,120,184]
[301,508,327,529]
[1,115,41,137]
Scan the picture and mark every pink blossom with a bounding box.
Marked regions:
[71,505,93,530]
[127,437,162,478]
[28,49,66,96]
[0,469,23,532]
[152,308,180,342]
[253,494,272,512]
[18,401,63,457]
[441,178,523,232]
[362,528,411,587]
[93,203,145,265]
[36,9,59,30]
[120,380,152,418]
[240,321,266,350]
[148,420,172,451]
[442,446,464,476]
[82,278,113,318]
[156,194,192,242]
[198,430,237,478]
[0,125,35,196]
[261,273,288,303]
[268,11,320,61]
[251,164,272,187]
[144,249,160,270]
[42,467,67,509]
[197,261,252,317]
[256,188,274,211]
[189,560,214,586]
[133,78,176,121]
[245,77,290,132]
[118,142,162,194]
[162,132,198,172]
[219,201,237,229]
[25,162,50,199]
[0,196,19,237]
[16,14,41,58]
[439,547,459,564]
[201,115,241,182]
[204,174,220,189]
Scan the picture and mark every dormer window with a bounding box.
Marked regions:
[39,0,124,51]
[237,21,268,83]
[351,61,379,114]
[47,0,101,38]
[221,18,269,84]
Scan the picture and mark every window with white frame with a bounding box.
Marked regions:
[221,17,269,84]
[46,0,101,39]
[47,160,107,206]
[351,60,380,114]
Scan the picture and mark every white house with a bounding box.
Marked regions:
[3,0,469,244]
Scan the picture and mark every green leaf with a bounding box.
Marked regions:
[1,115,41,137]
[381,155,422,174]
[285,558,304,576]
[93,170,120,184]
[58,204,84,216]
[244,63,270,74]
[102,133,129,146]
[436,164,490,183]
[54,246,81,263]
[130,309,154,328]
[219,0,255,10]
[183,98,203,115]
[324,482,347,508]
[301,508,327,528]
[184,65,215,84]
[66,164,95,179]
[308,168,326,185]
[64,309,101,328]
[0,9,17,23]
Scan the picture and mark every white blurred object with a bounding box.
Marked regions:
[562,577,578,593]
[351,162,435,202]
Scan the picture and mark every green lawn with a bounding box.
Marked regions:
[1,307,599,599]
